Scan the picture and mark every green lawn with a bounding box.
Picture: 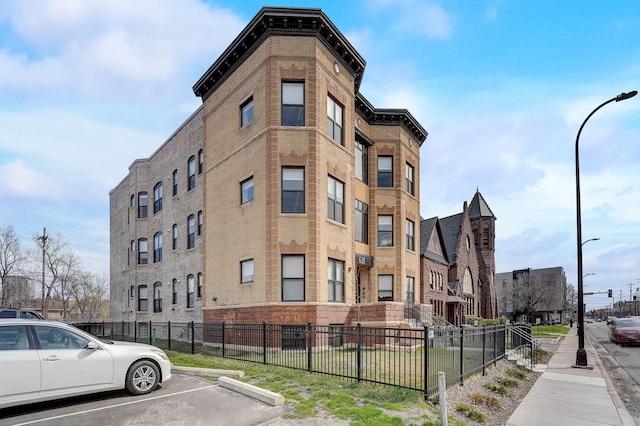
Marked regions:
[531,325,570,337]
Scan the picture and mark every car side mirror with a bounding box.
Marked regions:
[86,341,101,350]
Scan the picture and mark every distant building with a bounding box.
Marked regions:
[420,191,498,325]
[496,266,566,323]
[2,275,36,308]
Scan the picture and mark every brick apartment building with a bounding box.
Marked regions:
[110,7,429,326]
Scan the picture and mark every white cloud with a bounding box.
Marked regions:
[0,158,61,200]
[367,0,454,40]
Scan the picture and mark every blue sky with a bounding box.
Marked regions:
[1,0,639,311]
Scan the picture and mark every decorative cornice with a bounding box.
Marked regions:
[193,7,366,101]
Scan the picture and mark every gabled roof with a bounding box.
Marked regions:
[469,190,496,221]
[439,213,463,263]
[420,217,448,265]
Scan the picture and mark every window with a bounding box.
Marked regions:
[33,325,89,350]
[355,200,369,244]
[197,272,203,298]
[172,279,178,304]
[327,176,344,223]
[464,268,473,294]
[282,82,304,126]
[198,149,204,174]
[130,194,135,207]
[153,232,163,263]
[153,182,163,213]
[328,259,344,302]
[406,276,415,303]
[187,274,195,308]
[172,170,178,196]
[241,97,254,127]
[282,255,304,301]
[406,219,415,251]
[138,238,148,264]
[153,282,162,313]
[131,240,135,252]
[378,215,393,247]
[327,96,343,144]
[355,141,368,184]
[241,259,254,283]
[282,167,304,213]
[378,275,393,301]
[187,215,195,249]
[172,224,178,250]
[241,177,254,204]
[138,192,148,218]
[405,163,414,195]
[138,285,148,311]
[130,285,135,298]
[377,156,393,187]
[197,210,203,236]
[188,156,196,190]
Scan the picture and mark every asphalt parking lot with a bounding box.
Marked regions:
[0,373,292,426]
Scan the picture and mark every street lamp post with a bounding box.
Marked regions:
[575,91,637,367]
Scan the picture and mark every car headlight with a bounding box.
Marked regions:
[151,348,169,360]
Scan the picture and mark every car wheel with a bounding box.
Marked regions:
[126,360,159,395]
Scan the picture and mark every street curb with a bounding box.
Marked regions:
[171,365,244,378]
[218,376,285,406]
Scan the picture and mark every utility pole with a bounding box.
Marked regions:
[39,227,48,316]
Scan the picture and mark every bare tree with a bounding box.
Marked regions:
[71,272,109,320]
[0,225,27,307]
[509,271,557,323]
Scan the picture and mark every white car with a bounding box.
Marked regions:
[0,319,172,409]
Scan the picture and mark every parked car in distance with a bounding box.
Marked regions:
[0,319,172,409]
[585,318,595,323]
[607,316,617,325]
[609,317,640,346]
[0,307,46,320]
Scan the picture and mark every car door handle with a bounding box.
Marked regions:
[43,355,61,362]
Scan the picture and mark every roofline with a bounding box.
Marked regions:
[193,7,366,101]
[356,93,428,144]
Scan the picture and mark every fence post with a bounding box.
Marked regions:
[424,326,429,401]
[482,325,487,376]
[263,322,267,365]
[494,324,498,365]
[149,321,153,345]
[168,321,171,350]
[190,321,195,354]
[356,323,362,382]
[222,322,226,358]
[134,321,137,342]
[459,326,464,385]
[307,323,312,372]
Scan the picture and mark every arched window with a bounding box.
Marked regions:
[153,282,162,313]
[463,268,473,294]
[187,274,195,308]
[153,232,162,263]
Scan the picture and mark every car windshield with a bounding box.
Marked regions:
[615,318,640,327]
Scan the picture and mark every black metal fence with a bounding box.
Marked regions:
[74,321,513,399]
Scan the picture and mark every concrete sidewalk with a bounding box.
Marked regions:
[507,326,635,425]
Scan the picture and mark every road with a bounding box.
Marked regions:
[0,373,292,425]
[586,320,640,419]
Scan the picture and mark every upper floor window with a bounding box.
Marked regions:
[327,176,344,223]
[282,167,304,213]
[241,177,254,204]
[138,238,148,264]
[241,259,254,283]
[197,272,203,298]
[187,274,195,308]
[406,276,415,303]
[241,97,254,127]
[187,214,195,249]
[188,156,196,191]
[282,255,304,301]
[282,82,304,126]
[328,258,344,302]
[355,199,369,244]
[130,194,135,207]
[377,156,393,187]
[378,275,393,301]
[327,96,343,144]
[355,141,369,184]
[138,285,148,311]
[378,215,393,247]
[153,182,163,213]
[153,282,162,313]
[153,232,163,263]
[197,210,203,236]
[172,224,178,250]
[198,149,204,174]
[172,170,178,196]
[405,163,415,195]
[172,279,178,304]
[138,192,148,218]
[406,219,415,251]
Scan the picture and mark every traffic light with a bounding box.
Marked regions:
[608,289,612,298]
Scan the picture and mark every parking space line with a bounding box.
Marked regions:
[11,385,218,426]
